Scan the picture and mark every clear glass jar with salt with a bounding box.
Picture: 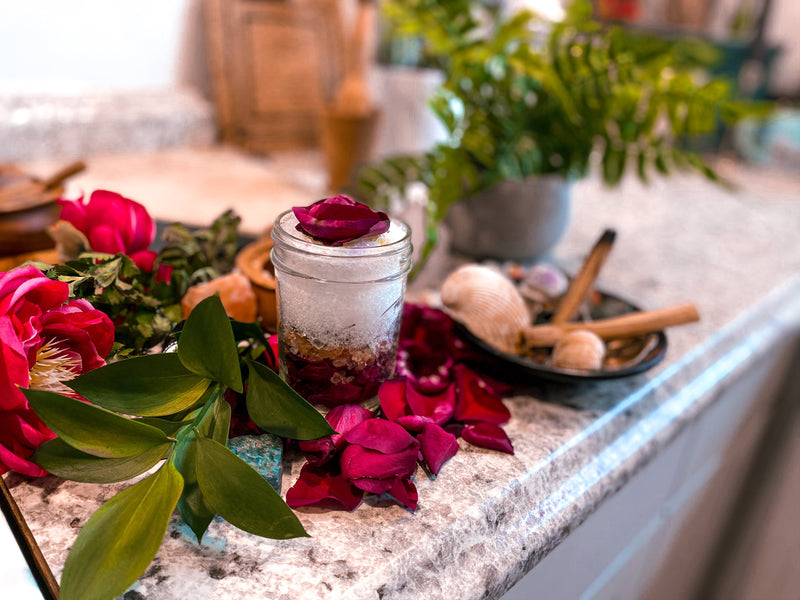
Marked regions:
[270,209,412,411]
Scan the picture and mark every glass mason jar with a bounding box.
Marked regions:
[271,210,412,411]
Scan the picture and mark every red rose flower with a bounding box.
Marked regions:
[0,266,114,476]
[292,195,390,246]
[58,189,157,271]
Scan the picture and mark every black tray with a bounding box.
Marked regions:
[456,290,667,383]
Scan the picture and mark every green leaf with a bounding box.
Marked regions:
[135,415,194,436]
[177,295,244,393]
[173,436,214,543]
[59,461,183,600]
[23,389,172,458]
[602,143,626,185]
[32,437,170,483]
[67,353,212,417]
[245,360,335,440]
[173,394,231,543]
[195,437,308,539]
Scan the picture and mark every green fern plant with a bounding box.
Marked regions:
[354,0,771,271]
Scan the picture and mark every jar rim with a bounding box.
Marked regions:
[271,209,412,258]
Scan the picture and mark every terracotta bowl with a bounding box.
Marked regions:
[235,235,278,331]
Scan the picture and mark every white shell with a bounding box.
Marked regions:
[523,262,569,299]
[551,330,606,370]
[440,264,530,355]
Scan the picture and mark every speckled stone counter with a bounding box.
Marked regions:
[5,153,800,600]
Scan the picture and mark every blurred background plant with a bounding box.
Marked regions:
[354,0,773,270]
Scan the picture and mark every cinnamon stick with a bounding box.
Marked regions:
[522,302,700,348]
[551,228,616,324]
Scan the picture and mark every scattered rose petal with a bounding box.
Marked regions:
[417,423,459,475]
[341,445,419,493]
[453,364,511,425]
[406,382,456,426]
[292,195,389,246]
[286,463,363,511]
[395,414,432,432]
[344,418,419,454]
[461,422,514,454]
[378,378,411,422]
[388,476,418,511]
[298,404,372,465]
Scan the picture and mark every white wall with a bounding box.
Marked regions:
[0,0,207,93]
[0,0,796,98]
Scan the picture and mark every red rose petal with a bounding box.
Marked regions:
[378,378,411,422]
[327,404,373,451]
[418,422,459,475]
[406,382,456,425]
[395,414,432,432]
[297,436,336,466]
[297,404,372,464]
[285,462,363,511]
[388,476,418,510]
[340,444,419,489]
[88,224,127,254]
[453,364,511,425]
[57,194,89,235]
[344,418,418,454]
[130,249,158,273]
[461,422,514,454]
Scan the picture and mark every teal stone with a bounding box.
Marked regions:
[227,434,284,493]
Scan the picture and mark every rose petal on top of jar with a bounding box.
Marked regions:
[292,195,390,246]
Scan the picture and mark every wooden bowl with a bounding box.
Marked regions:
[0,162,79,257]
[0,188,62,256]
[235,235,278,331]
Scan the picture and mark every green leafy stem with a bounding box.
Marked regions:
[23,295,334,600]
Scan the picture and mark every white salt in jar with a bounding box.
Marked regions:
[270,210,412,411]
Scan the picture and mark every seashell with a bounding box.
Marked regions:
[523,262,569,299]
[551,330,606,370]
[440,264,530,355]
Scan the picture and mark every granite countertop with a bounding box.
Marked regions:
[6,151,800,599]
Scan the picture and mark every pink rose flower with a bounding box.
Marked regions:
[292,195,390,246]
[0,266,115,476]
[58,190,157,271]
